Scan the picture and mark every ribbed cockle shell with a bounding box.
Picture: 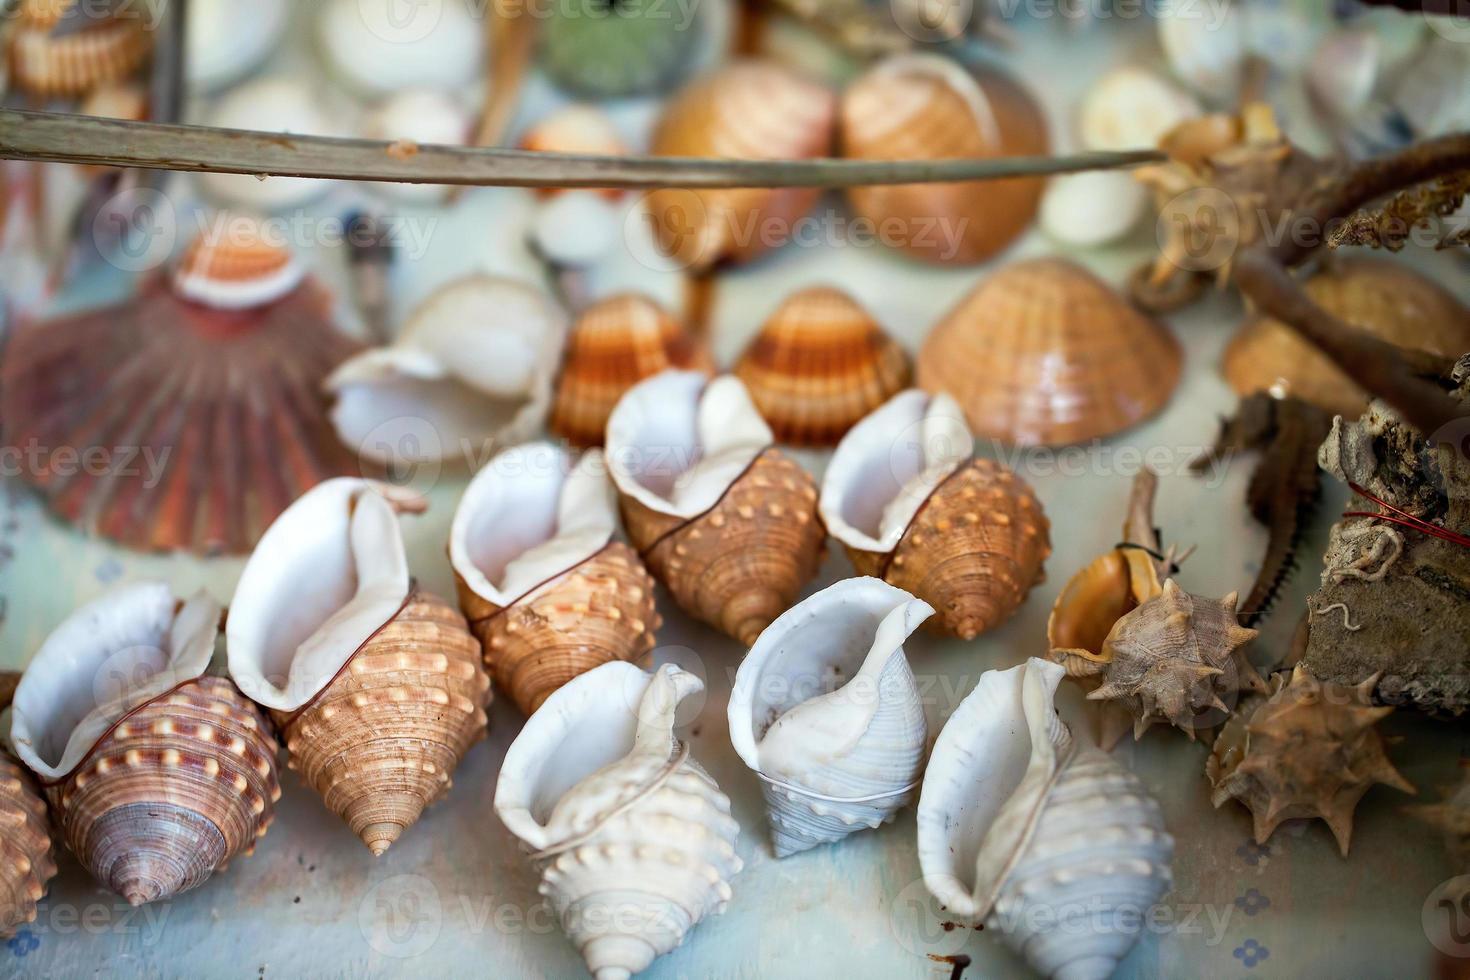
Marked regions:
[8,13,152,98]
[733,287,911,447]
[0,753,56,937]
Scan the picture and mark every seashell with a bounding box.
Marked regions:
[539,0,701,98]
[1307,28,1380,121]
[733,287,911,447]
[1223,258,1470,419]
[318,0,482,95]
[821,390,1050,640]
[0,752,56,937]
[644,60,836,272]
[917,258,1182,446]
[198,77,341,210]
[1038,170,1147,248]
[841,54,1048,266]
[497,662,741,979]
[520,105,628,266]
[1207,666,1413,855]
[186,0,289,92]
[728,578,933,858]
[918,658,1174,980]
[1385,36,1470,143]
[10,584,280,906]
[519,105,628,200]
[7,14,152,98]
[550,293,713,449]
[606,371,826,646]
[1156,0,1244,98]
[78,80,146,121]
[0,220,362,554]
[1410,763,1470,875]
[327,275,568,466]
[361,89,471,204]
[12,0,74,30]
[227,479,491,855]
[1087,579,1265,742]
[450,443,662,716]
[1077,65,1200,152]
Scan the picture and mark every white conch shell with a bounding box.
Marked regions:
[9,583,221,781]
[197,77,341,209]
[318,0,483,95]
[186,0,288,92]
[496,662,742,980]
[917,658,1174,980]
[326,275,567,465]
[728,578,934,858]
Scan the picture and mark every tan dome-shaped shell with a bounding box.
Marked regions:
[734,287,912,447]
[918,258,1182,445]
[644,60,836,272]
[8,15,152,97]
[841,54,1048,265]
[0,753,56,937]
[1223,258,1470,419]
[550,294,713,449]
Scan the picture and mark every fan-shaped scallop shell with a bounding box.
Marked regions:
[918,258,1182,445]
[840,54,1048,265]
[733,287,912,447]
[8,14,152,98]
[1223,258,1470,419]
[644,61,836,272]
[0,753,55,937]
[551,294,713,449]
[496,663,742,980]
[451,443,662,716]
[918,658,1174,980]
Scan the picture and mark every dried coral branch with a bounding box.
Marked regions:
[1328,171,1470,251]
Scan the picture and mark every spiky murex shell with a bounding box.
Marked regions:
[0,753,56,936]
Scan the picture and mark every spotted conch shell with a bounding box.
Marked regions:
[0,752,56,936]
[606,371,826,646]
[450,442,661,716]
[820,390,1050,640]
[228,479,491,855]
[496,662,742,980]
[10,584,280,906]
[729,578,933,858]
[1207,666,1413,856]
[918,658,1174,980]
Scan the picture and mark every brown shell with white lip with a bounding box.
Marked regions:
[45,676,280,907]
[619,451,826,647]
[456,542,661,716]
[918,258,1182,446]
[644,60,836,272]
[840,56,1048,265]
[274,589,490,856]
[8,15,152,97]
[843,459,1049,640]
[1207,666,1413,856]
[0,752,56,937]
[550,294,713,449]
[1223,258,1470,419]
[734,287,912,447]
[13,0,75,29]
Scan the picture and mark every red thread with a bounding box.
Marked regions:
[1343,482,1470,550]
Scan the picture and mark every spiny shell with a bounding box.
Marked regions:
[550,294,712,449]
[7,16,152,98]
[1207,666,1413,855]
[0,753,55,937]
[1223,258,1470,419]
[1089,579,1265,741]
[644,61,836,272]
[918,258,1182,446]
[172,219,305,310]
[733,287,912,447]
[841,54,1048,265]
[539,0,699,98]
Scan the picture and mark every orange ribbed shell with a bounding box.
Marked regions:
[734,287,912,447]
[1223,258,1470,419]
[644,60,836,271]
[519,104,627,200]
[918,258,1182,446]
[8,16,152,97]
[551,294,714,448]
[841,57,1049,265]
[0,753,55,936]
[175,225,296,296]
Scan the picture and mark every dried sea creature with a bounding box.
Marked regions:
[729,578,933,858]
[540,0,700,98]
[186,0,288,92]
[918,658,1174,979]
[318,0,482,95]
[10,584,280,906]
[733,287,911,447]
[450,443,661,716]
[1207,666,1413,855]
[227,479,491,855]
[0,752,55,937]
[495,662,742,980]
[7,8,151,98]
[197,77,342,210]
[605,371,825,646]
[841,54,1048,265]
[917,258,1182,446]
[821,390,1050,640]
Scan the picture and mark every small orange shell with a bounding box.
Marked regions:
[734,287,912,447]
[644,60,836,271]
[172,220,304,309]
[8,17,152,98]
[1223,258,1470,419]
[918,258,1182,445]
[841,55,1049,265]
[550,294,713,448]
[456,542,662,716]
[519,104,627,200]
[0,753,55,937]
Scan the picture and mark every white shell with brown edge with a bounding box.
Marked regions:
[0,752,56,936]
